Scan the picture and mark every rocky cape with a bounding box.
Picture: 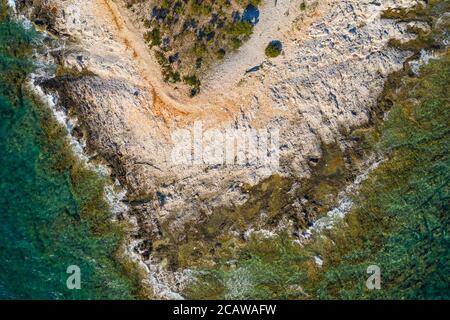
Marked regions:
[18,0,426,298]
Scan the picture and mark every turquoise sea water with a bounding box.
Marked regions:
[0,7,140,299]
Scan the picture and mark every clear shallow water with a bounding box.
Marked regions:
[0,12,139,299]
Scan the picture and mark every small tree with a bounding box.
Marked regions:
[265,40,282,58]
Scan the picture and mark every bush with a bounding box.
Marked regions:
[265,40,282,58]
[144,28,161,47]
[227,21,253,37]
[231,37,242,49]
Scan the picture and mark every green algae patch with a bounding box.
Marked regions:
[184,232,316,300]
[55,64,95,78]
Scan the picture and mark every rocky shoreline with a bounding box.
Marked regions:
[17,0,427,298]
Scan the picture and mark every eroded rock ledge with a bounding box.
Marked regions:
[20,0,425,298]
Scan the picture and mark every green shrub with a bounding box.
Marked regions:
[183,74,200,87]
[231,37,242,49]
